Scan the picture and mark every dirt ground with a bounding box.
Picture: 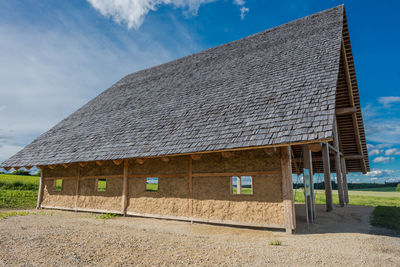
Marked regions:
[0,204,399,266]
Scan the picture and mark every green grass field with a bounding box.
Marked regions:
[146,183,158,192]
[350,187,397,192]
[0,174,39,209]
[294,189,400,207]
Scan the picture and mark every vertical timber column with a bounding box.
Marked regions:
[188,156,193,218]
[333,118,345,207]
[121,159,129,215]
[340,157,349,205]
[303,144,316,222]
[36,167,44,209]
[236,176,241,194]
[281,146,296,233]
[322,143,333,212]
[74,165,81,211]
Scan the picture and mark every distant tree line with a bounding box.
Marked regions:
[294,181,399,190]
[0,170,40,176]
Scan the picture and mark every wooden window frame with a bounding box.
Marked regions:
[146,177,159,192]
[231,176,253,195]
[54,179,63,192]
[96,178,107,192]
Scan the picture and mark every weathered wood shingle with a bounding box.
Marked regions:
[2,5,346,167]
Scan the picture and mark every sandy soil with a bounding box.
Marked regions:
[0,204,399,266]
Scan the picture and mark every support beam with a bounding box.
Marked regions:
[322,143,333,212]
[36,167,44,209]
[95,161,104,166]
[335,106,357,116]
[303,144,316,222]
[333,118,345,207]
[190,154,202,161]
[121,159,129,215]
[136,158,146,165]
[308,143,322,153]
[78,162,87,168]
[161,157,169,163]
[341,157,349,205]
[221,151,232,158]
[281,146,296,233]
[236,176,241,195]
[112,159,123,166]
[188,156,193,218]
[74,166,80,211]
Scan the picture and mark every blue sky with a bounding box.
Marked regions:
[0,0,399,183]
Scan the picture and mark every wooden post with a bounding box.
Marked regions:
[281,146,296,233]
[74,165,81,211]
[121,159,129,215]
[36,167,44,209]
[188,156,193,218]
[341,157,349,205]
[236,176,241,194]
[303,144,316,222]
[333,118,345,207]
[322,143,333,212]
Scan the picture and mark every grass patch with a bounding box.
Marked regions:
[146,183,158,192]
[352,187,397,192]
[232,188,253,195]
[0,210,32,219]
[96,213,120,220]
[269,240,282,246]
[370,206,400,233]
[0,190,37,209]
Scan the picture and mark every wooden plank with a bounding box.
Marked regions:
[335,106,357,116]
[126,211,284,230]
[36,167,45,209]
[74,166,80,211]
[188,156,193,218]
[322,143,333,212]
[333,117,345,207]
[128,174,186,178]
[121,159,129,215]
[341,157,349,205]
[192,171,281,177]
[341,40,367,174]
[281,146,296,233]
[343,154,366,160]
[303,144,316,223]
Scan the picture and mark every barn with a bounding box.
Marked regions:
[0,5,369,233]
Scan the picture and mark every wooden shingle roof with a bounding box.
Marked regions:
[1,5,369,172]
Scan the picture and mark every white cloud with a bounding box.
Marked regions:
[385,148,400,156]
[240,6,249,20]
[87,0,216,29]
[365,118,400,144]
[368,149,383,156]
[0,9,195,164]
[372,156,394,163]
[366,169,395,177]
[233,0,245,5]
[378,96,400,108]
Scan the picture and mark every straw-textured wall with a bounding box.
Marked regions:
[41,149,286,227]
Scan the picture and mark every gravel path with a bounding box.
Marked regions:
[0,205,399,266]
